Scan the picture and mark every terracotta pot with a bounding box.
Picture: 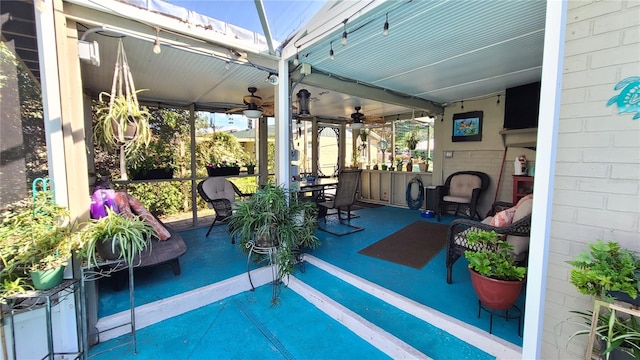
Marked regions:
[469,268,524,311]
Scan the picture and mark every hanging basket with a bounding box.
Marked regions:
[95,39,151,153]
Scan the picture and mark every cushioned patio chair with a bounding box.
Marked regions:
[197,177,253,239]
[435,171,490,221]
[317,168,363,236]
[445,196,533,284]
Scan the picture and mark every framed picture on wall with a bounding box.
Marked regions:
[452,111,483,142]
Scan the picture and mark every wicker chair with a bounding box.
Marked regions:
[435,171,490,221]
[317,168,363,236]
[197,177,253,239]
[445,199,532,284]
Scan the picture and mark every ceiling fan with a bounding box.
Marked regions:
[227,87,274,118]
[350,106,386,129]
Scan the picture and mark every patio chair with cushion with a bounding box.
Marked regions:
[445,195,533,284]
[197,177,253,239]
[317,168,363,236]
[435,171,490,221]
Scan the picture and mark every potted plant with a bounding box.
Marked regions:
[464,230,527,310]
[0,190,77,294]
[567,240,639,306]
[228,184,320,282]
[244,156,256,174]
[128,143,175,180]
[77,207,156,267]
[566,307,640,360]
[405,130,419,152]
[206,160,241,177]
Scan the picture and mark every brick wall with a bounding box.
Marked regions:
[541,1,640,359]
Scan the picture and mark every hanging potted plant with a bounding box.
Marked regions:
[464,230,527,310]
[93,39,152,179]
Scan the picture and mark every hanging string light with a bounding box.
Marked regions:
[329,41,335,60]
[293,47,300,66]
[152,27,161,54]
[461,100,464,110]
[383,13,389,36]
[341,20,348,46]
[496,94,501,105]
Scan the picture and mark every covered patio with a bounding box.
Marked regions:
[6,0,640,360]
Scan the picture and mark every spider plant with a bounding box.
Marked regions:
[77,207,156,267]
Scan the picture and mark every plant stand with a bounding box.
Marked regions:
[245,240,279,303]
[81,262,136,359]
[5,280,82,360]
[477,300,522,337]
[585,299,640,360]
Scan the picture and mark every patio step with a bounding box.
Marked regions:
[291,255,521,360]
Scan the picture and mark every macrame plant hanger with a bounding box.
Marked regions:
[109,39,141,180]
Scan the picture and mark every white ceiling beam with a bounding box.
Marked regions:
[291,71,443,116]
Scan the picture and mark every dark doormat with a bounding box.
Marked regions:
[357,221,448,269]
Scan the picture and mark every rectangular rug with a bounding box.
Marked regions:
[357,221,449,269]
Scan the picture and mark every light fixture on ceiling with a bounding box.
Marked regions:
[341,21,348,46]
[351,106,364,129]
[329,41,335,60]
[461,100,464,110]
[383,13,389,36]
[152,27,161,54]
[497,94,501,105]
[243,109,262,119]
[297,89,311,116]
[225,62,230,70]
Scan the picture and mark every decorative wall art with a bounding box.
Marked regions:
[452,111,483,142]
[607,76,640,120]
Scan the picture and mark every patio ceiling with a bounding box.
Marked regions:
[2,0,547,123]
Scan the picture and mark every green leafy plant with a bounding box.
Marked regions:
[464,230,526,281]
[567,240,639,301]
[565,308,640,360]
[77,207,156,267]
[228,184,320,282]
[0,191,77,300]
[405,130,419,150]
[94,92,152,159]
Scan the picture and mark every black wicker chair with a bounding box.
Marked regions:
[445,201,532,284]
[435,171,490,221]
[197,178,253,239]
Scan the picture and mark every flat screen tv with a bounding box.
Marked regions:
[504,82,541,129]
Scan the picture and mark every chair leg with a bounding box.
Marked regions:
[205,218,218,237]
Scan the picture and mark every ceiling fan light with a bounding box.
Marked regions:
[352,121,363,130]
[243,109,262,119]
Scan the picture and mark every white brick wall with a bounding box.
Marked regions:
[541,1,640,359]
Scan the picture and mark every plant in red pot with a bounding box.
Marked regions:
[464,230,527,311]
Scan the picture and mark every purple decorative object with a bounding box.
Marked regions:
[90,189,118,219]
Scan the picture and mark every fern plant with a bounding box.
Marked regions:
[567,240,639,301]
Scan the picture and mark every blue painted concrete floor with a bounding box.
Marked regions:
[92,206,524,359]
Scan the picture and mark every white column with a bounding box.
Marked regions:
[275,58,291,187]
[521,0,567,358]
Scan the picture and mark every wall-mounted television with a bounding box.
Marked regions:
[504,82,541,129]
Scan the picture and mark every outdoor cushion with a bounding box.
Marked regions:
[201,177,236,208]
[507,196,533,259]
[113,191,171,241]
[448,174,482,198]
[490,207,517,227]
